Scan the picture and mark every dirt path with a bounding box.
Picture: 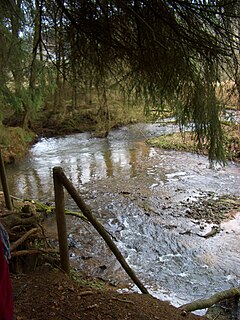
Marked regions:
[12,267,207,320]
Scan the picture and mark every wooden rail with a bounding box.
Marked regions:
[53,167,70,274]
[53,166,148,294]
[0,149,13,211]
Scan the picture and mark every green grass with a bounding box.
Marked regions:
[0,125,35,162]
[146,132,197,152]
[146,124,240,162]
[70,269,106,290]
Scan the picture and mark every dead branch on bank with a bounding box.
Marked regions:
[11,227,39,251]
[11,248,59,257]
[0,197,59,272]
[0,212,41,230]
[180,288,240,313]
[0,192,89,274]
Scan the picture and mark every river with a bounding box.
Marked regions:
[6,123,240,310]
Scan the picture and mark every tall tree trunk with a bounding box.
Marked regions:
[53,10,66,115]
[23,0,42,129]
[10,0,23,114]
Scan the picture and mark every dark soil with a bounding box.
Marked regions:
[12,267,207,320]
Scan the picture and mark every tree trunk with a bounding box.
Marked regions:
[180,288,240,313]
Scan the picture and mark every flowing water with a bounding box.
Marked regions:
[5,123,240,310]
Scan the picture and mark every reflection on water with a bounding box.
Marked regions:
[7,127,153,200]
[7,123,176,201]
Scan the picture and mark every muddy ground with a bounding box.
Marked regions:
[12,267,207,320]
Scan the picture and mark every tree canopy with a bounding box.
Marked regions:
[1,0,240,161]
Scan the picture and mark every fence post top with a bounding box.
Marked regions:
[53,166,63,173]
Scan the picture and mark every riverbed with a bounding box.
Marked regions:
[6,123,240,308]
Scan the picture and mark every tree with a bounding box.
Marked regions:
[51,0,240,162]
[0,0,47,129]
[1,0,240,161]
[23,0,43,129]
[0,0,24,122]
[220,0,240,131]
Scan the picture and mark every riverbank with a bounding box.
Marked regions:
[1,118,239,165]
[12,267,207,320]
[1,102,147,164]
[1,128,239,319]
[146,123,240,163]
[0,126,36,164]
[0,198,206,320]
[1,189,238,319]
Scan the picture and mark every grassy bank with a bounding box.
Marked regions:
[2,106,239,164]
[0,125,36,163]
[146,124,240,163]
[0,103,147,163]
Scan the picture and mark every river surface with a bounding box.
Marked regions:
[6,123,240,310]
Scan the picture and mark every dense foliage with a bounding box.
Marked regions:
[0,0,240,161]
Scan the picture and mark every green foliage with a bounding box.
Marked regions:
[1,87,23,112]
[0,125,35,162]
[222,124,240,161]
[0,0,240,161]
[146,123,239,163]
[0,126,32,147]
[147,132,197,153]
[70,269,106,290]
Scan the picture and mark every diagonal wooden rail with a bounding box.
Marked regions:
[0,149,13,211]
[53,166,148,294]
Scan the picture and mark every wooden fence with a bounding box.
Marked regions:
[0,149,13,211]
[53,166,148,294]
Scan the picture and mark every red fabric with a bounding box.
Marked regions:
[0,239,13,320]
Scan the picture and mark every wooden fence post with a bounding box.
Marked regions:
[55,166,149,294]
[53,167,70,274]
[0,149,13,211]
